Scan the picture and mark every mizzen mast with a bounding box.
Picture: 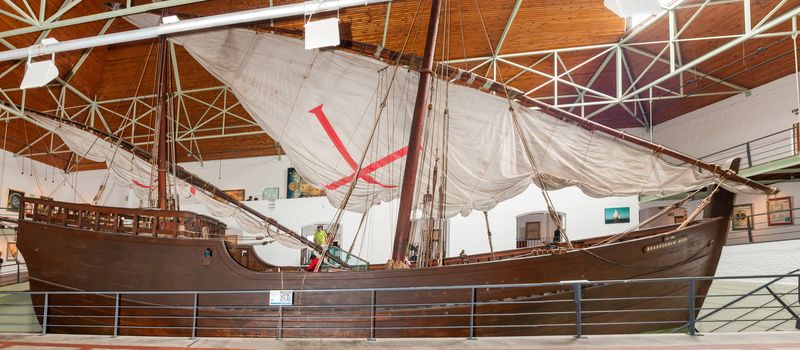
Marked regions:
[391,0,443,266]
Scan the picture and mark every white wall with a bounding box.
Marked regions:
[626,73,800,157]
[629,73,800,245]
[0,149,126,219]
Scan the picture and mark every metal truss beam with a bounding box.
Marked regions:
[0,0,392,61]
[0,0,207,39]
[441,0,799,126]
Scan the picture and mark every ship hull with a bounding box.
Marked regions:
[17,215,728,338]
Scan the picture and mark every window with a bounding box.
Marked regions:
[525,222,541,240]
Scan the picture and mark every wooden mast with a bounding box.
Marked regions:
[391,0,443,264]
[155,34,170,210]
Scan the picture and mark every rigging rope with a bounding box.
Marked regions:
[314,0,428,270]
[677,178,727,231]
[466,0,573,249]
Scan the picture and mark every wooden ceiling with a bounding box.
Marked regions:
[0,0,797,172]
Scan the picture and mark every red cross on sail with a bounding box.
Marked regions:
[309,104,408,190]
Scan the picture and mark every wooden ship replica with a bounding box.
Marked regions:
[15,0,776,338]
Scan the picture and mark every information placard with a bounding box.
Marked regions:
[269,290,293,306]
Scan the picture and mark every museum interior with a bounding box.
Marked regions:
[0,0,798,349]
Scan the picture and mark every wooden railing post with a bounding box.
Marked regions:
[132,215,139,236]
[113,214,120,232]
[30,203,38,221]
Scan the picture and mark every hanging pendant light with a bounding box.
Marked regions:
[304,17,340,50]
[20,38,60,89]
[603,0,663,17]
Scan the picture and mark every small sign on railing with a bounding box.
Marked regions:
[269,290,293,306]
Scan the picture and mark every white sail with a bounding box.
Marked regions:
[127,15,757,217]
[31,115,307,249]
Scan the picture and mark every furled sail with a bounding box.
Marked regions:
[127,15,759,217]
[31,115,307,249]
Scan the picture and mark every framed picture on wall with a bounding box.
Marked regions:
[223,189,245,202]
[262,187,279,201]
[6,242,17,261]
[767,197,793,226]
[604,207,630,224]
[287,168,325,198]
[731,204,753,230]
[6,189,24,212]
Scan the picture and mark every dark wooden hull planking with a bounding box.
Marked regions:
[17,210,728,338]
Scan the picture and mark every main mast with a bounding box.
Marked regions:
[391,0,443,265]
[155,34,170,210]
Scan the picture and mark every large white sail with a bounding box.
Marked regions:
[126,15,756,217]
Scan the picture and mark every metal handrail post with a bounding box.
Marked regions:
[688,279,697,336]
[16,263,20,283]
[41,292,49,335]
[797,276,800,330]
[468,287,477,340]
[573,282,583,338]
[745,143,753,167]
[746,217,753,243]
[113,293,120,337]
[191,292,199,339]
[368,290,376,341]
[277,305,283,340]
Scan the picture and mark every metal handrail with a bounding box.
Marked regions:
[0,273,797,338]
[0,262,28,287]
[728,206,800,243]
[697,126,798,168]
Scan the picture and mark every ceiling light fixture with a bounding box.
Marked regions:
[161,15,180,24]
[604,0,663,18]
[20,38,60,90]
[304,17,340,50]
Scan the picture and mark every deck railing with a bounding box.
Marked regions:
[0,262,27,287]
[697,124,800,169]
[20,198,229,241]
[0,273,796,338]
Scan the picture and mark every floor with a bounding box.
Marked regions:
[0,332,798,350]
[716,239,800,279]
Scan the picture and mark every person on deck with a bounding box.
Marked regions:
[314,225,328,247]
[553,228,562,244]
[306,254,320,272]
[331,241,341,260]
